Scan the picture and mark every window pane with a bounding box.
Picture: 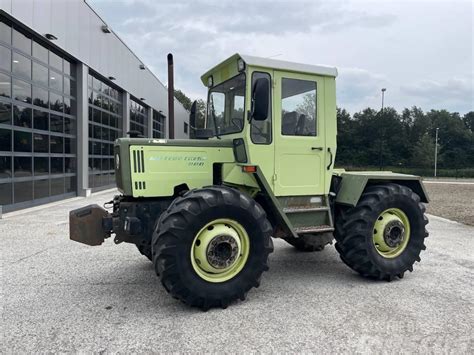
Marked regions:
[51,157,63,174]
[12,52,31,79]
[281,78,317,136]
[0,183,12,205]
[34,110,48,131]
[64,137,74,154]
[14,181,32,203]
[64,117,74,134]
[64,77,71,95]
[0,72,11,98]
[49,51,62,71]
[33,41,48,64]
[50,92,63,112]
[34,178,50,199]
[13,79,31,103]
[34,133,49,153]
[14,156,32,177]
[65,176,76,193]
[13,105,32,128]
[93,108,101,123]
[50,177,64,195]
[50,114,63,132]
[63,60,71,76]
[12,29,31,55]
[0,128,11,151]
[0,102,12,125]
[0,156,12,178]
[0,20,11,44]
[0,45,11,71]
[33,86,49,108]
[14,130,32,152]
[65,157,76,173]
[64,97,71,114]
[34,157,49,176]
[50,71,63,92]
[33,62,48,87]
[50,135,63,153]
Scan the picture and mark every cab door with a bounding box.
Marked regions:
[273,71,326,196]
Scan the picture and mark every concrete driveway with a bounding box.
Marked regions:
[1,191,473,353]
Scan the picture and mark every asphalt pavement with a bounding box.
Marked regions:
[1,191,473,353]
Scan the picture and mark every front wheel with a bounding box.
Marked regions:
[152,186,273,310]
[334,184,429,281]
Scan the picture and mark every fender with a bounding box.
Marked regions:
[333,171,429,207]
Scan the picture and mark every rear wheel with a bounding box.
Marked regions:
[152,186,273,310]
[334,183,428,281]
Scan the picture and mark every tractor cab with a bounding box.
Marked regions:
[191,54,338,197]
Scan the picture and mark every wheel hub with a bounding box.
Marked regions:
[373,208,411,258]
[383,220,405,247]
[206,234,239,269]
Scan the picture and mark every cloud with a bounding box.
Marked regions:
[88,0,473,114]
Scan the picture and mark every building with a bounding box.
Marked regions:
[0,0,189,214]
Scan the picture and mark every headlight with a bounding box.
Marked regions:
[237,58,245,72]
[207,76,213,87]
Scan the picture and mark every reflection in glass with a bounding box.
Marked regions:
[0,72,11,97]
[0,183,12,205]
[33,41,48,64]
[0,102,12,125]
[14,156,32,177]
[33,86,49,108]
[12,52,31,79]
[0,128,11,151]
[33,110,48,130]
[50,135,63,153]
[33,133,49,153]
[33,62,49,87]
[0,156,12,178]
[13,79,31,103]
[50,177,64,195]
[34,157,49,176]
[34,178,50,199]
[14,130,32,152]
[13,105,32,128]
[0,45,11,71]
[13,29,31,55]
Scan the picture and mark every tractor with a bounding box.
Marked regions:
[70,54,429,310]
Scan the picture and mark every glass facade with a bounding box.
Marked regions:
[152,110,166,138]
[0,19,77,211]
[87,73,122,190]
[130,98,147,136]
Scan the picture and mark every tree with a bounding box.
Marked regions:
[411,133,436,168]
[174,89,193,111]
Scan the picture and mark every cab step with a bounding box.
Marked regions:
[294,225,334,234]
[283,206,330,214]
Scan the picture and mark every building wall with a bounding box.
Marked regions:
[0,0,188,136]
[0,0,190,214]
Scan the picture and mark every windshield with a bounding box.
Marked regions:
[207,73,246,136]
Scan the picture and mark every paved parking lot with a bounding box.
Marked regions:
[1,191,473,353]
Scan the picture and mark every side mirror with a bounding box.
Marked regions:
[251,77,270,121]
[189,100,213,139]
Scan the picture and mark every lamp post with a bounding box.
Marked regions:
[381,88,386,112]
[434,127,439,177]
[378,88,387,170]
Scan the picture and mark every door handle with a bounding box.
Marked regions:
[327,147,333,170]
[311,147,323,151]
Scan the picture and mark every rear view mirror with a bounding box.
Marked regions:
[251,77,270,121]
[189,100,213,139]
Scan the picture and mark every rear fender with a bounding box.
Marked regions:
[334,172,429,207]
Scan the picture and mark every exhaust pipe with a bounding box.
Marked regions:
[167,53,175,139]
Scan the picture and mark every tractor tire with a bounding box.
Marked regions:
[283,233,333,252]
[152,186,273,310]
[334,183,428,281]
[136,244,152,261]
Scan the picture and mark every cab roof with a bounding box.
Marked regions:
[200,53,338,85]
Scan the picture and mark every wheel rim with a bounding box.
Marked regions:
[372,208,411,258]
[191,218,250,283]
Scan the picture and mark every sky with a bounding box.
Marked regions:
[88,0,473,115]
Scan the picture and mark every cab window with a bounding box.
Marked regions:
[281,78,317,136]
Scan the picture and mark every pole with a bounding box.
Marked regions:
[167,53,175,139]
[379,88,387,170]
[434,127,439,177]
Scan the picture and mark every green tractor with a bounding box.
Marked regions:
[70,54,429,310]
